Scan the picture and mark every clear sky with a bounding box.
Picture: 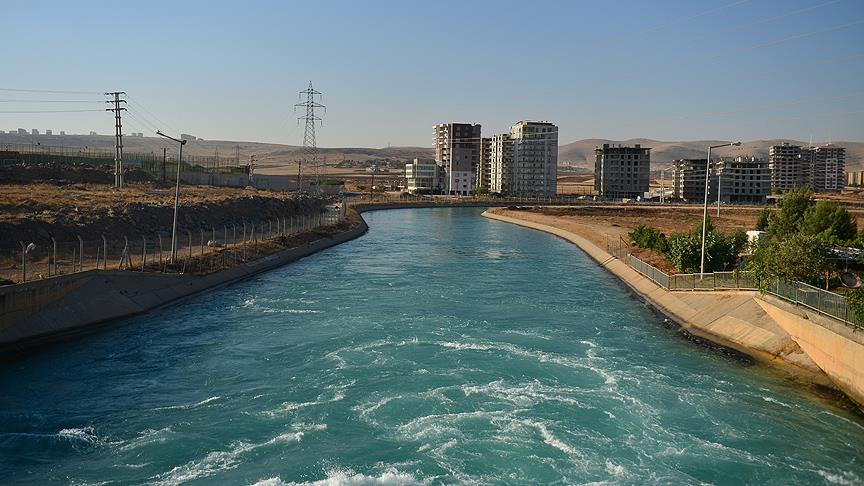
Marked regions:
[1,0,862,147]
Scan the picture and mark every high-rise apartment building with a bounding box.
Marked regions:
[594,144,651,199]
[433,123,481,196]
[717,156,771,204]
[672,158,710,202]
[674,156,770,204]
[488,133,513,195]
[488,121,558,196]
[476,137,493,190]
[769,142,807,191]
[769,142,845,193]
[803,144,845,193]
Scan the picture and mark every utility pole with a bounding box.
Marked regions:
[105,91,127,188]
[162,147,167,183]
[294,81,325,193]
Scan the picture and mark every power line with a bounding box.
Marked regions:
[0,87,103,95]
[693,0,846,40]
[699,19,864,62]
[0,109,105,113]
[0,99,103,103]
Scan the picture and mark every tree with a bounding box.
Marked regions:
[666,232,701,273]
[800,200,856,244]
[768,187,813,238]
[746,233,830,286]
[629,225,667,252]
[756,208,771,231]
[472,186,489,197]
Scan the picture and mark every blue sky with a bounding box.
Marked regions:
[1,0,862,146]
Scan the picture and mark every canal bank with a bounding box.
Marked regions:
[483,208,864,412]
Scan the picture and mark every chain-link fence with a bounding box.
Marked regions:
[0,203,348,284]
[605,235,863,329]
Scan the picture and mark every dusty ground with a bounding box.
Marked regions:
[0,181,329,251]
[492,204,793,274]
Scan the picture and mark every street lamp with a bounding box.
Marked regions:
[700,141,741,278]
[156,130,187,264]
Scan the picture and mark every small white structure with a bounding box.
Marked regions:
[746,230,768,245]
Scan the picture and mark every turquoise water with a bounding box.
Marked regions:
[0,207,862,485]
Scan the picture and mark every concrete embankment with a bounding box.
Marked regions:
[483,209,864,411]
[0,214,369,355]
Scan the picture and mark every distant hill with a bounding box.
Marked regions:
[559,138,864,171]
[2,132,862,171]
[0,132,433,167]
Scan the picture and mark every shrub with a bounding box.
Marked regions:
[629,225,668,252]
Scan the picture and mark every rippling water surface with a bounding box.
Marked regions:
[1,208,862,485]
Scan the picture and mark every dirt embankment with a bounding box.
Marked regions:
[0,182,329,250]
[495,205,768,274]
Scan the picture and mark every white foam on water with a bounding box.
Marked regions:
[761,396,794,408]
[152,431,304,486]
[462,379,593,410]
[154,396,221,411]
[250,467,430,486]
[817,469,861,485]
[57,427,99,445]
[118,427,174,452]
[604,459,626,477]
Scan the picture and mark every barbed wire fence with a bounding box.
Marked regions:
[1,204,348,284]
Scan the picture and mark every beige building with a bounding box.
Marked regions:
[848,170,864,187]
[434,123,481,196]
[488,121,558,196]
[594,143,651,199]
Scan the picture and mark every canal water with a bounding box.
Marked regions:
[0,208,861,485]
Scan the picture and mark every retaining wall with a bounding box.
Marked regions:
[482,209,864,410]
[0,216,368,355]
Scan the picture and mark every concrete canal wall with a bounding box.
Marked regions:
[0,215,369,354]
[482,210,864,410]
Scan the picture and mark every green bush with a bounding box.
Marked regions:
[746,233,830,287]
[665,220,747,274]
[628,225,667,252]
[666,233,701,273]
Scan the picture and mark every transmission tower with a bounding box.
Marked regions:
[294,81,325,192]
[105,91,127,188]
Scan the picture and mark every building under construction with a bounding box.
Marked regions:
[768,142,845,193]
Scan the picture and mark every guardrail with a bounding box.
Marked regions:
[607,238,863,329]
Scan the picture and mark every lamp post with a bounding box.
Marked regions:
[700,141,741,278]
[156,131,187,264]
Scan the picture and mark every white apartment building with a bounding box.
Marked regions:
[489,121,558,196]
[404,158,442,194]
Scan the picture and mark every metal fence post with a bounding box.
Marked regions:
[187,230,192,262]
[19,241,26,283]
[50,237,56,277]
[102,234,108,270]
[158,233,164,270]
[78,235,84,272]
[142,236,147,272]
[200,228,205,257]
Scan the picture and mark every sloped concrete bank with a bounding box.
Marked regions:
[483,209,864,411]
[0,214,369,356]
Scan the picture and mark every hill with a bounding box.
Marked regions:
[2,133,862,172]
